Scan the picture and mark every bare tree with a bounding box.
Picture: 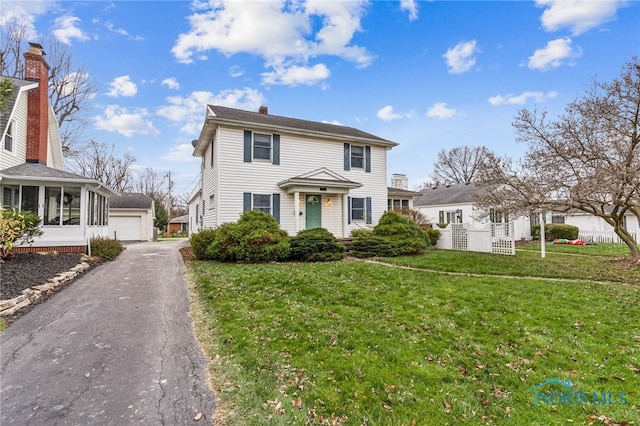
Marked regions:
[430,145,497,185]
[1,20,97,151]
[0,17,28,77]
[67,140,136,192]
[130,167,168,201]
[478,57,640,261]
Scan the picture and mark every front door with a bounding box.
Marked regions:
[305,194,321,229]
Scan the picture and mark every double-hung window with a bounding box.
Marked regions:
[4,120,14,152]
[343,143,371,172]
[243,131,280,164]
[253,133,271,160]
[349,196,372,224]
[351,146,364,169]
[252,194,271,214]
[351,197,365,221]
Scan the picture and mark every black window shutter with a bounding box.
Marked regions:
[343,143,350,171]
[365,146,371,173]
[272,134,280,165]
[243,192,251,212]
[366,197,372,224]
[243,130,252,163]
[210,140,214,167]
[347,197,351,224]
[272,193,280,223]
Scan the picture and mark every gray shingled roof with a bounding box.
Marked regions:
[1,77,38,137]
[208,105,398,147]
[109,192,153,209]
[1,162,94,181]
[414,182,484,206]
[169,214,189,224]
[387,187,421,197]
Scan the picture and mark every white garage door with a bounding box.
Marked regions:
[110,216,142,241]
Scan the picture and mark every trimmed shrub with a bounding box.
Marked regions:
[90,237,124,261]
[426,228,442,246]
[351,235,398,258]
[436,223,448,229]
[545,224,579,241]
[373,210,430,255]
[290,228,345,262]
[190,229,218,260]
[205,211,290,262]
[350,228,372,238]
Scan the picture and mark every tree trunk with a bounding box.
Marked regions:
[614,226,640,262]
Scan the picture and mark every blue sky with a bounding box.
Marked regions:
[3,0,639,197]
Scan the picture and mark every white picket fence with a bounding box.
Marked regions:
[435,222,516,255]
[578,230,637,244]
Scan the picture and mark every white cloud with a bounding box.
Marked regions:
[229,65,244,78]
[536,0,623,35]
[0,2,52,39]
[426,102,457,119]
[488,90,558,106]
[162,77,181,90]
[95,105,159,137]
[528,38,582,71]
[171,0,372,86]
[377,105,416,122]
[443,40,478,74]
[107,76,138,97]
[400,0,419,21]
[53,16,90,45]
[162,143,198,162]
[156,88,266,136]
[104,20,144,40]
[261,63,330,86]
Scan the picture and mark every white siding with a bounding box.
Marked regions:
[47,105,64,170]
[215,127,388,236]
[201,138,219,229]
[0,91,28,170]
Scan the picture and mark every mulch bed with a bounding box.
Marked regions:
[1,252,103,326]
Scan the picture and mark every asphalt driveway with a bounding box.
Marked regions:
[0,239,216,425]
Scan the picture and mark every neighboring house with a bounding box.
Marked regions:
[108,193,155,241]
[168,214,189,234]
[189,105,398,237]
[387,173,421,211]
[0,43,116,253]
[551,208,639,243]
[414,182,533,240]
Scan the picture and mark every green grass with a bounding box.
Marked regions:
[0,317,5,333]
[190,255,640,425]
[377,245,640,285]
[518,241,638,258]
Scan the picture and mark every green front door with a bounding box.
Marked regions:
[305,194,322,229]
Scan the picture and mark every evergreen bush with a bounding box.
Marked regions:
[90,237,124,261]
[290,228,345,262]
[190,229,218,260]
[545,224,579,241]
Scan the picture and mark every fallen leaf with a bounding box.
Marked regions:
[194,412,202,421]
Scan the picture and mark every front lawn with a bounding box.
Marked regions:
[189,256,640,425]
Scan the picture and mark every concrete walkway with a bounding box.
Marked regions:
[0,239,215,425]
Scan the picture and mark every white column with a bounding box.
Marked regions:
[539,212,546,259]
[342,193,349,238]
[294,192,300,234]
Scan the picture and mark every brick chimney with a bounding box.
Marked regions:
[24,42,50,165]
[258,106,268,114]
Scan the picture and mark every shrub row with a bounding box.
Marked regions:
[90,236,124,261]
[531,224,579,241]
[190,209,441,263]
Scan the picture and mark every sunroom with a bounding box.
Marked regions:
[0,163,117,253]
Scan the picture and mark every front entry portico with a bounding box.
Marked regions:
[278,168,362,237]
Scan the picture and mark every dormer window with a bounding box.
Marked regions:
[4,120,14,152]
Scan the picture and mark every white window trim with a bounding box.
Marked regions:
[350,145,364,169]
[253,133,272,162]
[252,193,272,214]
[351,197,365,221]
[4,119,15,153]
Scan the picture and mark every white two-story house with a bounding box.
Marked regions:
[189,105,398,237]
[0,42,116,253]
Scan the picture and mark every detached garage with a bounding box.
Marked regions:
[108,193,155,242]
